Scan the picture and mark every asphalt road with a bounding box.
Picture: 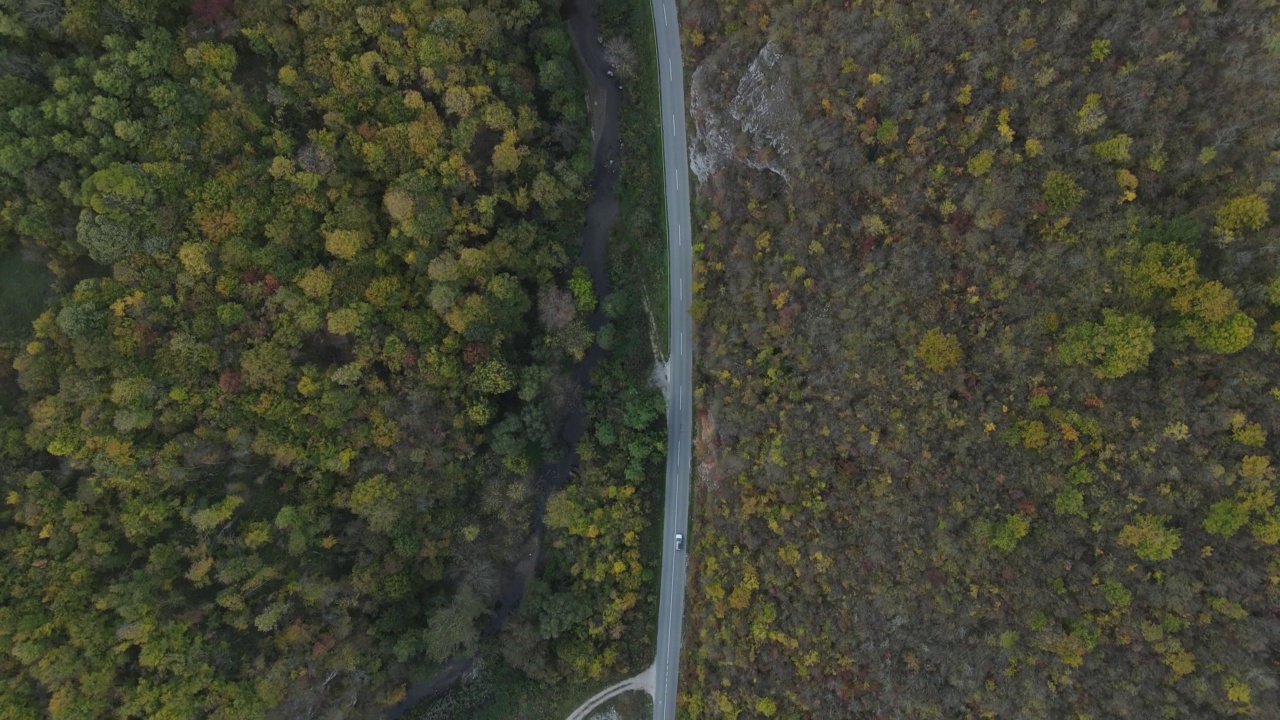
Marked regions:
[648,0,693,718]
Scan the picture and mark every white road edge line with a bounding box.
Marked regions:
[663,607,673,702]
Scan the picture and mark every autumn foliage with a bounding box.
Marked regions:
[683,0,1280,717]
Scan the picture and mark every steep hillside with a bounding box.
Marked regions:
[683,1,1280,717]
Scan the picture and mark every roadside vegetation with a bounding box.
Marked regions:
[412,661,651,720]
[683,1,1280,717]
[406,650,595,720]
[420,0,673,715]
[601,0,670,351]
[589,690,654,720]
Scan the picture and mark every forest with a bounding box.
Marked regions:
[682,0,1280,718]
[0,0,665,717]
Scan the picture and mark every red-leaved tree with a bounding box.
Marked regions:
[191,0,234,26]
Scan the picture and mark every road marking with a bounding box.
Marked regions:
[662,572,674,697]
[663,5,668,24]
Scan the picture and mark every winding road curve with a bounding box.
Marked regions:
[650,0,694,718]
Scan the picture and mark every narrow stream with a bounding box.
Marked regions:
[382,0,622,714]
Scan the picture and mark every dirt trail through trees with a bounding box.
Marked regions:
[383,0,623,715]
